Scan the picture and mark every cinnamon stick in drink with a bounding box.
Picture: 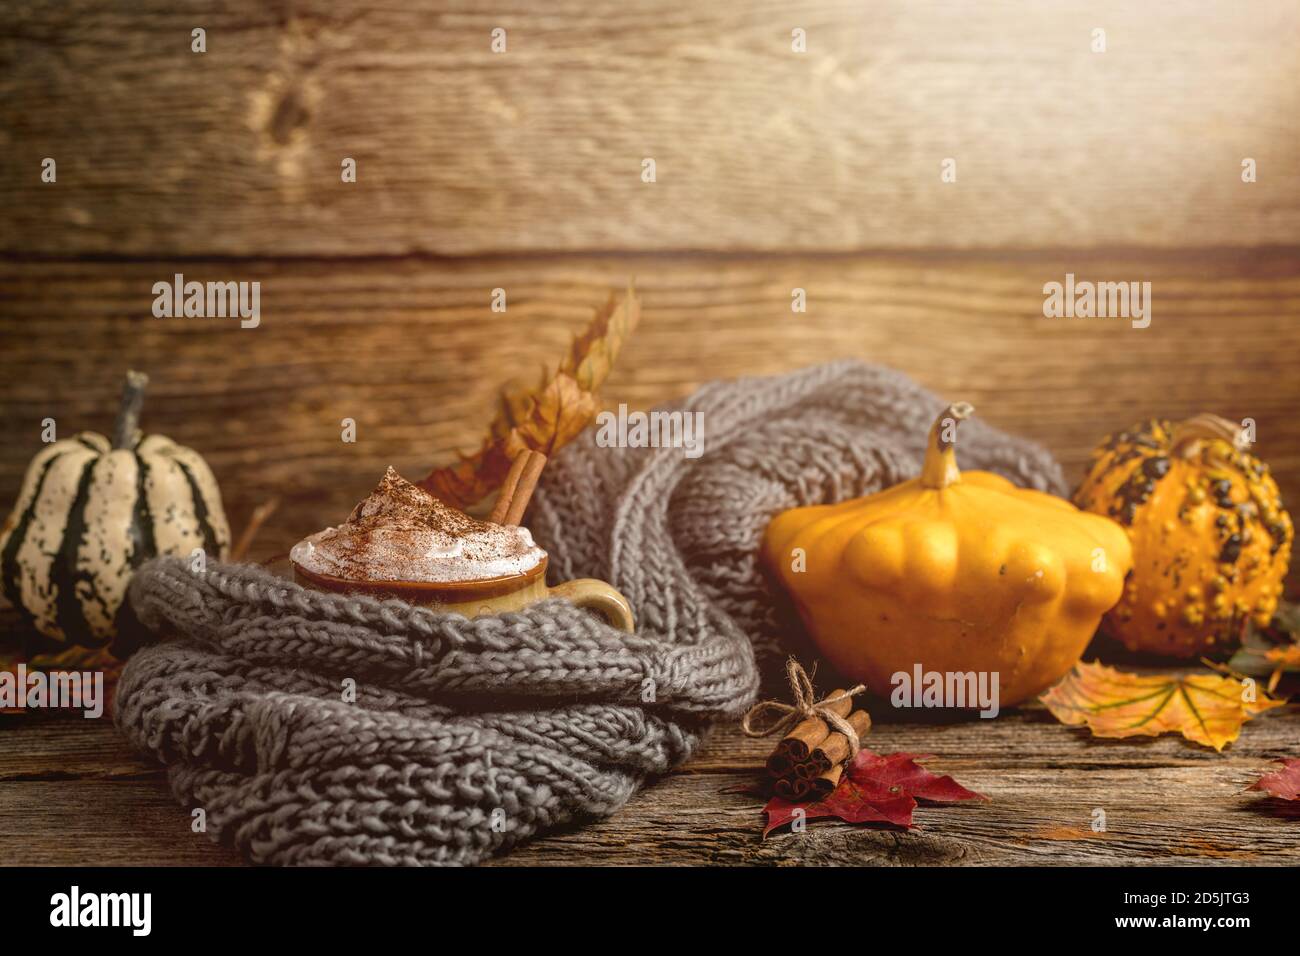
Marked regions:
[502,450,547,526]
[489,450,549,526]
[488,452,531,525]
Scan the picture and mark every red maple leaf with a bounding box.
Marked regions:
[762,750,986,837]
[1248,758,1300,801]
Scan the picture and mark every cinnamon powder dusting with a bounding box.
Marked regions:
[290,467,544,583]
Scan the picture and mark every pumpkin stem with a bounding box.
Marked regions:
[1170,413,1249,458]
[920,401,974,490]
[112,370,149,450]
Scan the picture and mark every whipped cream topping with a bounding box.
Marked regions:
[290,467,545,583]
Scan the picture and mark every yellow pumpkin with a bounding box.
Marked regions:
[1074,414,1292,658]
[763,403,1131,708]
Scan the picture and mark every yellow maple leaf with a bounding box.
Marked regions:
[420,285,639,509]
[1040,661,1284,751]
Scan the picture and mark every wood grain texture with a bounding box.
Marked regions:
[2,705,1298,867]
[2,250,1298,573]
[486,705,1300,866]
[2,0,1298,256]
[3,0,1298,871]
[0,782,245,865]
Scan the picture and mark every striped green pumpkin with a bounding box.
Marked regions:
[0,372,229,654]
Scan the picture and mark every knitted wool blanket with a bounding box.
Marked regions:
[115,361,1066,865]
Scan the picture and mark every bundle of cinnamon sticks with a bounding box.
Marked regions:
[765,690,871,801]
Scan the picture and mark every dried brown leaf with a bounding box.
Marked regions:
[419,287,639,508]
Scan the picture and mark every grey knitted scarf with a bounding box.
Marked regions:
[115,361,1065,865]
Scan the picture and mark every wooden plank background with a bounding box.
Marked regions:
[2,252,1298,536]
[1,1,1298,867]
[0,1,1297,256]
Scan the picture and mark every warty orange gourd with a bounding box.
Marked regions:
[1073,414,1292,658]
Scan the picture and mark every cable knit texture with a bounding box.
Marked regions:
[116,361,1065,865]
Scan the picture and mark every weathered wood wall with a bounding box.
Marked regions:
[2,253,1298,556]
[1,0,1298,256]
[1,0,1297,568]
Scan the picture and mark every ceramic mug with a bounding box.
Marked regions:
[291,556,635,632]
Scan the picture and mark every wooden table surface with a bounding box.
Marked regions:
[3,651,1299,867]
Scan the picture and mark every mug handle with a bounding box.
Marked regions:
[548,579,636,633]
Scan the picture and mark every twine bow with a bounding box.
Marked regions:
[741,659,867,758]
